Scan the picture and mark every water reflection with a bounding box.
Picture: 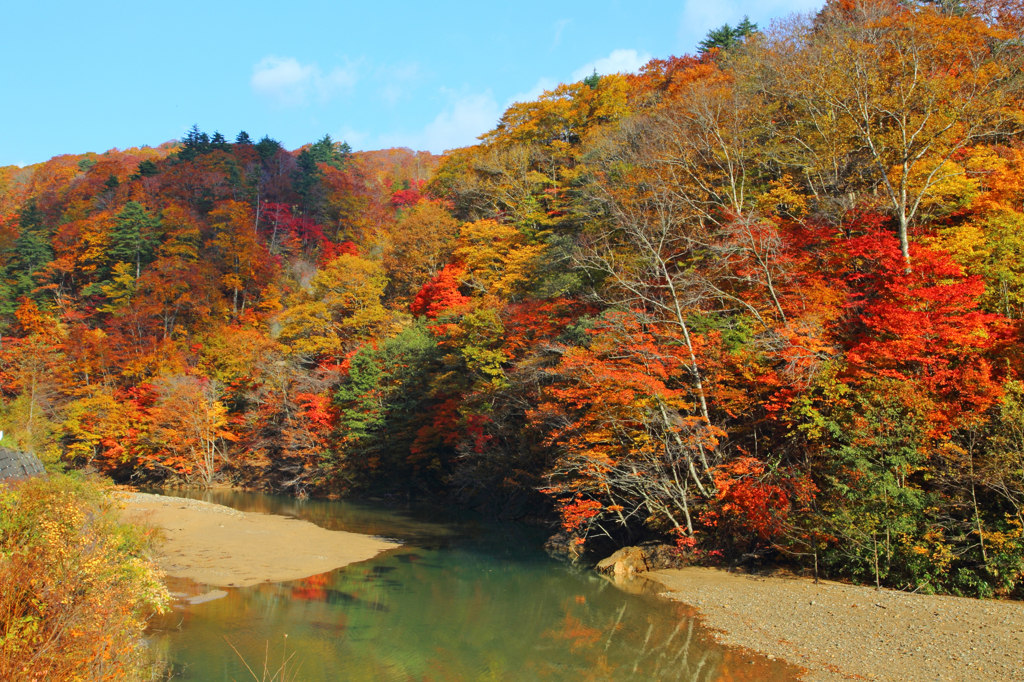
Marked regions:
[147,490,798,682]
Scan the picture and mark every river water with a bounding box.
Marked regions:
[146,490,799,682]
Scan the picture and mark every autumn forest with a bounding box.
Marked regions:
[4,0,1024,599]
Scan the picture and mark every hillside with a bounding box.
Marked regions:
[2,0,1024,598]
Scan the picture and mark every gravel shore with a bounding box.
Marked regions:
[646,567,1024,682]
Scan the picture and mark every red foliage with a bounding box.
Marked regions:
[834,217,1006,427]
[501,299,596,357]
[295,392,337,432]
[390,183,424,207]
[709,458,791,540]
[464,414,493,453]
[317,239,359,265]
[556,496,604,533]
[410,264,470,317]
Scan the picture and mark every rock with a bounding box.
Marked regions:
[596,543,685,576]
[596,546,649,576]
[639,543,683,571]
[186,590,228,605]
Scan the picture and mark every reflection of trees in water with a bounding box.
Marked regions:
[147,494,793,682]
[547,598,719,681]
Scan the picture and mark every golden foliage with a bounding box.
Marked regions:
[0,476,168,681]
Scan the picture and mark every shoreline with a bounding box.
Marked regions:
[641,567,1024,682]
[117,492,399,587]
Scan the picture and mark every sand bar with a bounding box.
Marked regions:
[118,492,398,587]
[645,567,1024,682]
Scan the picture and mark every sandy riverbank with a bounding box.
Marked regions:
[118,492,398,587]
[644,567,1024,682]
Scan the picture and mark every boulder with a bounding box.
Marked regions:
[596,546,649,576]
[641,543,684,571]
[595,543,684,576]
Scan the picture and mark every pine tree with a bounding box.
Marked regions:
[110,202,161,278]
[293,135,352,208]
[3,199,53,311]
[255,135,283,162]
[210,131,231,152]
[698,16,758,55]
[136,160,159,177]
[177,124,212,162]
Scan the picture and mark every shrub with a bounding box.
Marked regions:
[0,475,169,681]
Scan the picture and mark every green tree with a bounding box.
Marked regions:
[293,134,353,208]
[698,16,757,54]
[255,135,283,162]
[3,199,53,311]
[335,348,385,445]
[210,131,231,152]
[110,202,161,278]
[176,124,212,162]
[136,159,159,177]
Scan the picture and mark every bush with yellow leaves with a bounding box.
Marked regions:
[0,475,169,681]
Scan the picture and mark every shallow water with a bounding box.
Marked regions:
[147,490,799,682]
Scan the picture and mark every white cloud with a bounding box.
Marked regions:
[421,93,501,152]
[571,49,652,81]
[251,56,358,107]
[552,19,570,50]
[379,92,501,154]
[506,77,559,106]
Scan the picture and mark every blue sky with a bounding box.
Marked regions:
[2,0,823,167]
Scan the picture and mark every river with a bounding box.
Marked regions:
[146,490,800,681]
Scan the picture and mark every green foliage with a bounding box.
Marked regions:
[255,135,283,161]
[176,124,212,162]
[335,347,385,443]
[294,134,353,210]
[698,16,758,54]
[3,199,52,309]
[332,323,442,485]
[210,131,231,152]
[110,201,161,278]
[136,159,159,177]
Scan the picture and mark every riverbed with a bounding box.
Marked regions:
[144,490,800,681]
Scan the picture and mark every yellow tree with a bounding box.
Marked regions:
[148,375,233,487]
[754,1,1023,264]
[61,387,135,468]
[210,200,265,316]
[277,254,392,357]
[0,301,70,463]
[383,201,459,305]
[453,219,546,300]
